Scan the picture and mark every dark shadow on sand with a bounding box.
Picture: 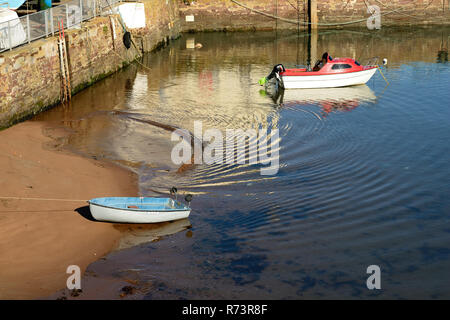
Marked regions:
[75,206,97,222]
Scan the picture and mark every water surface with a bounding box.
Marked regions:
[37,27,450,299]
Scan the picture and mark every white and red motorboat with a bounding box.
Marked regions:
[261,53,378,89]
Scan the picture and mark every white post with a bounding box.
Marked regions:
[80,0,83,24]
[26,15,31,43]
[66,3,70,28]
[7,20,11,50]
[44,10,49,37]
[50,8,54,36]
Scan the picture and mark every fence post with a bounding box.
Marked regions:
[44,10,49,37]
[66,3,70,28]
[7,20,12,50]
[80,0,83,24]
[50,8,54,36]
[26,15,31,43]
[94,0,96,17]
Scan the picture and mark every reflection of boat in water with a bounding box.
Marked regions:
[280,85,376,103]
[114,218,192,250]
[265,84,377,116]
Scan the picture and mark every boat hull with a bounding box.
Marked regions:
[88,197,191,223]
[281,67,377,89]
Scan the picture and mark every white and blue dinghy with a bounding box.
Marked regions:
[88,188,192,223]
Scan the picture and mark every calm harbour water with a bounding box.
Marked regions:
[37,27,450,299]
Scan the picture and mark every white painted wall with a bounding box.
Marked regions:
[115,3,146,29]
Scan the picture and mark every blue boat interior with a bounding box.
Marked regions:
[89,197,189,211]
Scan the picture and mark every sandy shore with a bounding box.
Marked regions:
[0,121,138,299]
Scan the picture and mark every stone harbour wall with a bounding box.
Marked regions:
[179,0,450,31]
[132,0,182,52]
[180,0,299,31]
[318,0,450,26]
[0,0,181,129]
[0,16,133,128]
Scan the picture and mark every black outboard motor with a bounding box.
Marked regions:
[266,64,286,81]
[261,64,285,89]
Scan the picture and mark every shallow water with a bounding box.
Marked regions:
[37,27,450,299]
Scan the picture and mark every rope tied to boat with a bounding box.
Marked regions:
[0,196,87,202]
[376,65,390,85]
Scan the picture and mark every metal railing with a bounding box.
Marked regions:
[0,0,122,52]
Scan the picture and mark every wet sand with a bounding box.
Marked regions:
[0,121,138,299]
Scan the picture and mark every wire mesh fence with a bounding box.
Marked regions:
[0,0,122,52]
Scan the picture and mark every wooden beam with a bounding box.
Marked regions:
[310,28,318,64]
[308,0,318,30]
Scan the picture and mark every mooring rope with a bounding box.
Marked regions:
[110,48,152,72]
[376,65,389,85]
[0,196,87,202]
[230,0,418,26]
